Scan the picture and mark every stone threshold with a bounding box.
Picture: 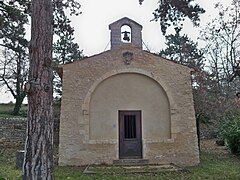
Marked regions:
[83,163,184,175]
[113,159,149,166]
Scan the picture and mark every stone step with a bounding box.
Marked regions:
[113,159,149,166]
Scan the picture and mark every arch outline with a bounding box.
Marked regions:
[82,68,176,113]
[81,68,179,144]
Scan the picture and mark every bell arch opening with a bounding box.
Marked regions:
[121,25,132,43]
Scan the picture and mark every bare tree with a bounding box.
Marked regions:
[200,0,240,98]
[0,48,28,114]
[22,0,54,178]
[0,1,29,114]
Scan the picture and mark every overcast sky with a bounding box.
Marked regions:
[72,0,231,56]
[0,0,232,103]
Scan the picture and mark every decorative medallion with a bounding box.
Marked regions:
[122,51,134,65]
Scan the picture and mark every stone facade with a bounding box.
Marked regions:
[58,17,199,167]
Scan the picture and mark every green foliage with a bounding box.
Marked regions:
[151,0,205,34]
[53,0,83,65]
[52,0,83,98]
[159,32,204,69]
[0,149,21,179]
[0,1,29,52]
[196,113,211,125]
[220,111,240,154]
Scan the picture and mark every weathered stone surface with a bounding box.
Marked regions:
[59,18,199,167]
[0,117,60,149]
[109,17,143,50]
[16,150,25,169]
[0,118,27,148]
[59,46,199,166]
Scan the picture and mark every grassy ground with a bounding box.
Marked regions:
[0,103,28,118]
[0,139,239,179]
[0,102,61,118]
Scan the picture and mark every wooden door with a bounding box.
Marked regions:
[119,111,142,159]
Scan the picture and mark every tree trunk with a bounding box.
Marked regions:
[22,0,54,179]
[12,93,26,115]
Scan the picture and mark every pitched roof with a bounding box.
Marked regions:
[109,17,143,30]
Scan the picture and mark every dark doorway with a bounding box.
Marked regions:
[119,110,142,159]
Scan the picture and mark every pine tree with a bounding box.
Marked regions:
[22,0,54,178]
[139,0,205,34]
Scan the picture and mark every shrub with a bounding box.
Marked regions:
[220,111,240,154]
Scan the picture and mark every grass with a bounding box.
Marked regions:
[0,104,239,179]
[0,140,240,179]
[0,102,60,118]
[188,152,240,179]
[0,103,28,118]
[0,148,22,179]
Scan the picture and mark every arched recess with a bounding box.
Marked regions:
[82,68,177,143]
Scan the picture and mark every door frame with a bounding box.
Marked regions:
[118,110,142,159]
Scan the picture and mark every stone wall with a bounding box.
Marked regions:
[0,117,60,149]
[0,118,27,148]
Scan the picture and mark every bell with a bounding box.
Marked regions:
[122,31,130,42]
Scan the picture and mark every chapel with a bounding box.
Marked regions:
[58,17,199,166]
